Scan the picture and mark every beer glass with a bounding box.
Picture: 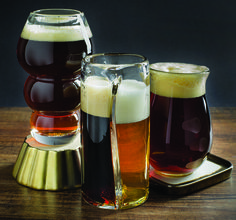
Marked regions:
[80,53,150,209]
[17,9,93,145]
[150,63,212,176]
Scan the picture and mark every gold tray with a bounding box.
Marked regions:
[150,154,233,195]
[12,134,82,191]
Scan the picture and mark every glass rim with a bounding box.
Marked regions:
[30,8,83,17]
[84,53,148,66]
[150,62,210,75]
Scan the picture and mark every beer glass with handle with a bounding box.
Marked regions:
[150,63,212,176]
[17,9,93,145]
[80,53,150,209]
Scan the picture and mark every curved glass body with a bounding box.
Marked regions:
[17,9,94,144]
[81,53,150,209]
[150,63,212,176]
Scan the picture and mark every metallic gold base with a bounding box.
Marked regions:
[12,134,82,191]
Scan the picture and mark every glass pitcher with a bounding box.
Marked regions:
[80,53,150,209]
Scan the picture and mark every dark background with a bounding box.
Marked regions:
[1,0,236,107]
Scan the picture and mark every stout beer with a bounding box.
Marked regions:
[81,76,115,206]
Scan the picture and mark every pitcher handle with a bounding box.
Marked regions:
[110,76,123,209]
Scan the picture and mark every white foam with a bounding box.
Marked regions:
[115,80,150,124]
[151,63,207,74]
[150,63,209,98]
[81,76,112,118]
[81,77,150,122]
[21,22,93,42]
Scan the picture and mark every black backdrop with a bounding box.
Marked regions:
[1,0,236,107]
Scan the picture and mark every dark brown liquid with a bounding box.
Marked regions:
[24,76,80,111]
[17,37,93,139]
[17,37,93,77]
[17,37,94,111]
[81,110,115,205]
[150,93,212,175]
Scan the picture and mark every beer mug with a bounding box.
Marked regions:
[150,63,212,176]
[80,53,150,209]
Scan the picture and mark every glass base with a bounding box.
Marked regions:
[31,129,78,145]
[121,186,149,210]
[82,187,149,210]
[154,170,193,177]
[152,158,206,177]
[82,192,117,210]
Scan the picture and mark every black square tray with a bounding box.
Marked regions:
[149,154,233,195]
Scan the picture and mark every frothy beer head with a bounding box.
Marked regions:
[21,16,93,42]
[81,76,150,122]
[81,76,112,118]
[150,63,209,98]
[116,80,150,124]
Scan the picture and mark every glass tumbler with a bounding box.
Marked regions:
[150,62,212,176]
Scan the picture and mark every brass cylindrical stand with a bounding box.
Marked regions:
[13,134,82,191]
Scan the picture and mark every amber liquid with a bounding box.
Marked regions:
[150,93,212,175]
[31,111,80,136]
[116,117,150,206]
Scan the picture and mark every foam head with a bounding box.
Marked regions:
[150,63,209,98]
[115,80,150,124]
[81,76,112,118]
[81,77,150,122]
[21,15,93,42]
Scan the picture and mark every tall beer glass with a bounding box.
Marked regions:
[150,63,212,176]
[17,9,93,145]
[81,53,150,209]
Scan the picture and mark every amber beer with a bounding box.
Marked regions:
[81,76,150,209]
[150,63,212,176]
[115,80,150,206]
[16,13,93,142]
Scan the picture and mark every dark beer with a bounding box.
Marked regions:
[81,110,115,205]
[17,38,93,77]
[150,63,211,176]
[81,76,115,207]
[24,76,80,111]
[16,15,93,143]
[150,94,211,175]
[17,20,93,77]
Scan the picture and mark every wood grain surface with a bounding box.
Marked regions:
[0,107,235,219]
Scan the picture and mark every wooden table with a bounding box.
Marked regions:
[0,107,235,219]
